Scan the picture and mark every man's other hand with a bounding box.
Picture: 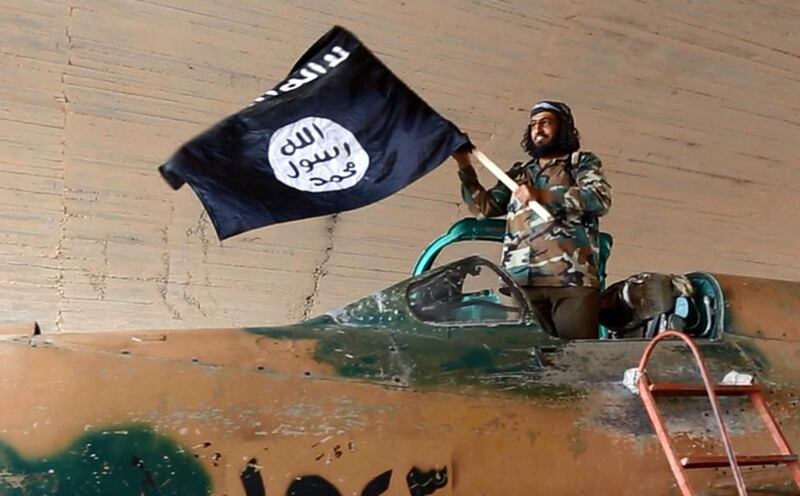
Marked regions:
[452,149,475,171]
[513,184,553,204]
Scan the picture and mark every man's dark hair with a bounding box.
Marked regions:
[520,109,581,158]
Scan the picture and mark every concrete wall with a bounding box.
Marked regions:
[1,0,798,332]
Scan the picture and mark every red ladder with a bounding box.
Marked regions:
[636,331,800,495]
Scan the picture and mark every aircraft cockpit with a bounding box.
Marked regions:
[410,218,724,341]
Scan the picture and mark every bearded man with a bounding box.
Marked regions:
[453,101,612,339]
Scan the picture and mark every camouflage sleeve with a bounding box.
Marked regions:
[458,164,522,218]
[545,152,611,218]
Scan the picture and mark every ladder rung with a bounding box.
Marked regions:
[649,383,761,397]
[681,454,798,469]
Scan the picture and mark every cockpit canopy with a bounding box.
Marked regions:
[407,256,528,326]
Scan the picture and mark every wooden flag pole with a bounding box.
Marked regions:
[471,149,553,221]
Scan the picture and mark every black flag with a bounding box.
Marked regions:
[159,26,468,240]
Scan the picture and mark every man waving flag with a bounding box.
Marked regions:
[159,26,468,240]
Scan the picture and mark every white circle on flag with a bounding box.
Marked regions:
[268,116,370,193]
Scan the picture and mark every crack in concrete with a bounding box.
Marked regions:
[54,3,75,332]
[186,211,211,257]
[301,214,338,321]
[85,236,108,300]
[183,271,208,317]
[158,204,182,320]
[182,211,216,318]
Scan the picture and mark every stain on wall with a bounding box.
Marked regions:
[1,1,798,331]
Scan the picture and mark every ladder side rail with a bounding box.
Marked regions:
[750,391,800,488]
[638,373,695,496]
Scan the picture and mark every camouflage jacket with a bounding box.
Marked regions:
[459,151,611,288]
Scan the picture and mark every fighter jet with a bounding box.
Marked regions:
[0,219,797,495]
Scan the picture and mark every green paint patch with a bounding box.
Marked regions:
[338,362,381,378]
[245,319,582,400]
[244,280,579,401]
[0,425,211,495]
[441,348,496,371]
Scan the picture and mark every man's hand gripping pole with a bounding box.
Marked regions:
[471,149,554,221]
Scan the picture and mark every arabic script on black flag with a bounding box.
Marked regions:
[159,26,468,240]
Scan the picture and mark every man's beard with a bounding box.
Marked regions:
[531,140,564,159]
